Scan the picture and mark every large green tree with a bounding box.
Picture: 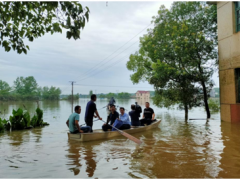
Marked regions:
[13,76,38,95]
[0,80,11,95]
[41,86,61,100]
[127,2,217,119]
[89,90,93,97]
[117,92,131,99]
[0,1,90,54]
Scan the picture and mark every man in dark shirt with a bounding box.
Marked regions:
[140,102,156,126]
[85,94,102,132]
[129,104,140,126]
[102,105,119,131]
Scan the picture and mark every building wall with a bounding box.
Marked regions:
[136,91,150,100]
[218,2,240,122]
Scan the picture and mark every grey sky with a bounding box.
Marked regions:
[0,1,219,95]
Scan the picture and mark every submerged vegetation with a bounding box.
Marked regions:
[0,107,49,133]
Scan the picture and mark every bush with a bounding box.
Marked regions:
[9,108,32,130]
[0,118,10,132]
[0,107,49,132]
[208,98,220,113]
[0,118,4,133]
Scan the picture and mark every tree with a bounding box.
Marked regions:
[99,93,105,98]
[13,76,38,95]
[89,90,93,97]
[41,86,61,100]
[0,2,90,54]
[0,80,11,95]
[106,93,115,99]
[117,92,131,99]
[127,2,217,119]
[67,93,79,100]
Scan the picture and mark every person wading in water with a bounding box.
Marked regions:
[85,94,102,132]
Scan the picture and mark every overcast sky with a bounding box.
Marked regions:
[0,1,219,95]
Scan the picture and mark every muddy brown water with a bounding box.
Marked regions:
[0,99,240,178]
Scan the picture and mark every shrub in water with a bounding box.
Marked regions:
[0,107,49,132]
[208,98,220,113]
[0,118,4,132]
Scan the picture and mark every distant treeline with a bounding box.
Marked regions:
[0,76,61,101]
[60,92,133,100]
[61,93,80,100]
[98,92,132,99]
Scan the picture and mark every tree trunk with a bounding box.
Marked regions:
[197,61,211,119]
[184,104,188,121]
[201,80,211,119]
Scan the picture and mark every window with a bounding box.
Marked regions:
[236,68,240,103]
[235,2,240,32]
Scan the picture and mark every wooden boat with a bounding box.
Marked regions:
[67,119,161,142]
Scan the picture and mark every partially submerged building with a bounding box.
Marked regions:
[136,91,150,100]
[214,1,240,122]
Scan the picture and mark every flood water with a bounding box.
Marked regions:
[0,98,240,178]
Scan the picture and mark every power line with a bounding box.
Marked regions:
[60,23,152,92]
[75,38,141,82]
[75,84,153,89]
[73,23,152,82]
[76,54,129,82]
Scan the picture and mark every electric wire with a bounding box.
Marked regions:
[73,23,151,81]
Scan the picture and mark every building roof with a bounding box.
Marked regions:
[136,90,149,94]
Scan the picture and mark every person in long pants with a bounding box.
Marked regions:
[85,94,102,132]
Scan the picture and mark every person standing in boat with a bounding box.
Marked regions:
[66,105,92,133]
[102,104,119,131]
[140,102,156,126]
[129,104,140,127]
[112,107,131,131]
[85,94,102,132]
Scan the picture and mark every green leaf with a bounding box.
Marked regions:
[0,1,90,54]
[29,36,34,42]
[67,16,71,26]
[85,12,89,22]
[53,22,59,32]
[22,48,27,54]
[66,31,72,39]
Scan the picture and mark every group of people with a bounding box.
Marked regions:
[66,94,156,134]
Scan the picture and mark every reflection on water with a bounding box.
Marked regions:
[218,122,240,178]
[1,99,240,178]
[66,141,97,177]
[66,141,83,176]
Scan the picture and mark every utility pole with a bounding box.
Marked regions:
[69,81,76,113]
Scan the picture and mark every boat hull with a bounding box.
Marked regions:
[67,119,161,142]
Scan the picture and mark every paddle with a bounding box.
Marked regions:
[100,119,142,145]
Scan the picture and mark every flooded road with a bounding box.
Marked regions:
[0,99,240,178]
